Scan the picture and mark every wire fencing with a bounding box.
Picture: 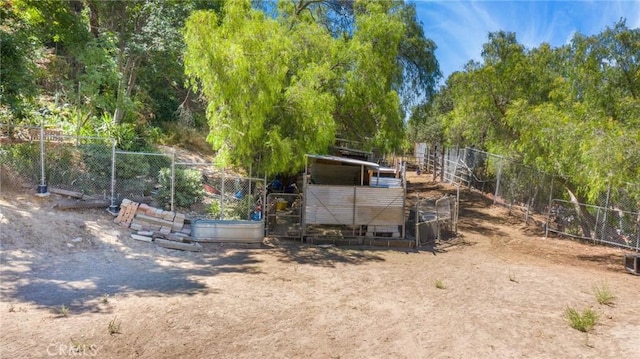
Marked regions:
[408,194,459,246]
[0,124,265,220]
[1,126,113,198]
[547,199,639,250]
[412,143,639,251]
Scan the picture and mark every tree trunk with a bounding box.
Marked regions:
[86,1,100,38]
[113,56,138,124]
[565,186,595,239]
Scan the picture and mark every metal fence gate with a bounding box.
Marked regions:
[409,195,459,246]
[265,193,303,238]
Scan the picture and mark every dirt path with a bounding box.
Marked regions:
[1,174,639,358]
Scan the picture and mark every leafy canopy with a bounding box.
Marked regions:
[425,21,639,201]
[184,0,440,175]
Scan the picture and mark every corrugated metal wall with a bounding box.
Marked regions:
[305,185,404,226]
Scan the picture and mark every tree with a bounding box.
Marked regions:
[184,0,440,175]
[0,1,40,118]
[2,0,216,150]
[438,22,639,204]
[184,0,336,175]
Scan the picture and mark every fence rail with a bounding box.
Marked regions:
[411,143,640,251]
[0,124,264,220]
[547,199,640,251]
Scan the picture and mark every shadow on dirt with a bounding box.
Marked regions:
[457,206,509,237]
[576,253,625,268]
[0,248,264,315]
[271,240,387,267]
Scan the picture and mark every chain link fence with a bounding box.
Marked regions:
[547,199,639,250]
[112,151,265,220]
[1,124,265,220]
[412,143,639,251]
[265,192,303,238]
[1,125,113,198]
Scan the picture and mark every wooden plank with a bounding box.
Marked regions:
[154,238,202,252]
[114,199,133,224]
[49,187,96,200]
[114,208,126,224]
[122,202,140,227]
[165,233,192,243]
[131,234,153,243]
[305,185,355,225]
[55,199,110,210]
[135,213,174,228]
[356,187,404,225]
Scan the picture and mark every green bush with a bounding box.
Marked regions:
[209,200,221,219]
[117,154,151,180]
[79,143,112,179]
[156,167,203,208]
[226,194,256,220]
[45,144,77,187]
[1,142,40,182]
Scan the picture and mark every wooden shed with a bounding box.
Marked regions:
[302,154,406,240]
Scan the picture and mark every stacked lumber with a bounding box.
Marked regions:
[115,199,200,252]
[51,187,110,209]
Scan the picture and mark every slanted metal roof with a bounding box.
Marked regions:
[306,154,380,169]
[378,166,397,174]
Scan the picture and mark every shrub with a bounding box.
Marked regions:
[566,307,598,332]
[209,200,221,219]
[2,142,40,182]
[593,281,615,306]
[156,167,203,208]
[108,316,122,335]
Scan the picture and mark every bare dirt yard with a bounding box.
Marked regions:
[1,172,639,359]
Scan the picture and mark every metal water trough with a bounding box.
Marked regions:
[624,254,640,275]
[191,220,264,243]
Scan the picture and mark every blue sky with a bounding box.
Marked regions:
[413,0,640,81]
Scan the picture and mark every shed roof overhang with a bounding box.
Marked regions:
[305,154,380,170]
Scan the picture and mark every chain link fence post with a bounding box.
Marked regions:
[494,159,503,205]
[108,139,118,214]
[170,148,176,213]
[600,182,611,243]
[36,121,49,196]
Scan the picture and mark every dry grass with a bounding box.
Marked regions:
[593,281,615,306]
[108,317,122,335]
[565,307,598,332]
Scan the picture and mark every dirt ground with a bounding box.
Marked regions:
[1,171,639,359]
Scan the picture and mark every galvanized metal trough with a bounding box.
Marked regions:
[190,220,264,244]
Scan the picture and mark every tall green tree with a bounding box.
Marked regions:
[0,2,37,118]
[438,22,639,202]
[3,0,216,148]
[184,0,440,175]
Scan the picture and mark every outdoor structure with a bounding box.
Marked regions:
[409,195,459,247]
[301,154,408,246]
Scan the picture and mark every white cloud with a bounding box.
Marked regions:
[413,0,640,79]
